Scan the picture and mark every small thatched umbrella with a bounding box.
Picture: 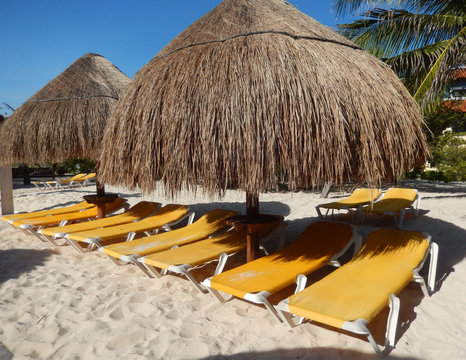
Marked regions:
[99,0,428,256]
[0,53,130,196]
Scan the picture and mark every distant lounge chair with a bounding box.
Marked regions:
[69,173,97,187]
[31,181,47,191]
[38,201,161,246]
[1,200,95,225]
[316,188,381,219]
[10,198,127,237]
[137,220,286,293]
[275,228,438,357]
[45,173,87,189]
[64,204,193,253]
[201,221,361,322]
[361,188,420,227]
[100,209,240,264]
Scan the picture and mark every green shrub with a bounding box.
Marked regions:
[62,158,96,174]
[430,132,466,182]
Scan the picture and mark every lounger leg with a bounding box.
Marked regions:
[213,253,229,275]
[315,206,323,219]
[428,242,438,294]
[342,294,400,358]
[140,263,163,278]
[206,287,234,303]
[397,209,405,228]
[63,238,88,253]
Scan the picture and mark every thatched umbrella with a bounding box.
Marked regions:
[99,0,428,242]
[0,53,130,196]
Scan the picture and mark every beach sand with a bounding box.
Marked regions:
[0,180,465,359]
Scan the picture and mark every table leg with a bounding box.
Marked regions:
[97,204,106,219]
[247,231,260,262]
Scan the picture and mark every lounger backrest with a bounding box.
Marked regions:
[126,201,161,217]
[345,188,381,203]
[61,173,86,183]
[185,209,238,232]
[353,228,429,268]
[279,221,353,259]
[368,188,417,211]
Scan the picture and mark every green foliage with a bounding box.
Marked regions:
[333,0,466,113]
[61,158,96,174]
[430,131,466,181]
[424,104,466,139]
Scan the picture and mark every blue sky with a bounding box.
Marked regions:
[0,0,352,111]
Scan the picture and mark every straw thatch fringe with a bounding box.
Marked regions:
[0,53,130,165]
[98,0,428,197]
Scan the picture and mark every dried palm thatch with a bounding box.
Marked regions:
[99,0,428,210]
[0,53,130,165]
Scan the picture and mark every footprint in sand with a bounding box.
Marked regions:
[109,307,124,320]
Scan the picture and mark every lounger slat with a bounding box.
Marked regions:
[1,200,95,222]
[66,204,189,244]
[11,198,125,228]
[142,230,247,269]
[40,201,161,237]
[208,221,354,298]
[102,209,238,259]
[286,229,430,328]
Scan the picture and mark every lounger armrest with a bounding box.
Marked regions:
[163,210,195,231]
[329,227,363,266]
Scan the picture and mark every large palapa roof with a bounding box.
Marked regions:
[0,53,130,165]
[99,0,428,196]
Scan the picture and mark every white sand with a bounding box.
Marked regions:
[0,181,465,359]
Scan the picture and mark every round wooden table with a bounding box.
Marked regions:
[83,193,119,219]
[226,214,284,262]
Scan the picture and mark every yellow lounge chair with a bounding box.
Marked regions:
[361,188,420,227]
[11,198,127,236]
[45,173,87,189]
[316,188,381,219]
[31,181,47,191]
[70,173,97,187]
[38,201,161,247]
[1,200,95,225]
[275,228,438,357]
[64,204,193,252]
[100,209,240,263]
[137,220,286,292]
[201,221,361,322]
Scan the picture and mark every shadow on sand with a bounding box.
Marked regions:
[0,342,13,360]
[0,248,57,284]
[202,347,420,359]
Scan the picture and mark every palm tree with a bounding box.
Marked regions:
[333,0,465,113]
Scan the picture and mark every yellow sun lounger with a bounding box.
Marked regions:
[361,188,420,227]
[137,220,286,292]
[64,204,193,252]
[316,188,381,219]
[69,173,97,187]
[1,200,95,224]
[275,228,438,357]
[38,201,161,247]
[100,209,239,262]
[10,198,127,235]
[45,173,87,189]
[201,221,361,322]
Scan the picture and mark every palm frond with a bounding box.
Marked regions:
[414,26,466,111]
[333,0,465,17]
[338,9,464,57]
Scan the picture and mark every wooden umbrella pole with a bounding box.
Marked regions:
[246,191,259,217]
[245,191,260,261]
[95,175,106,219]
